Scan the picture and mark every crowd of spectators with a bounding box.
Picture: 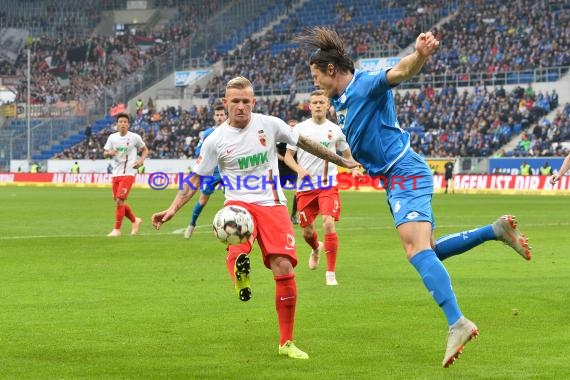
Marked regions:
[200,0,569,97]
[0,2,475,105]
[0,1,215,107]
[397,84,564,157]
[0,0,102,38]
[53,96,314,160]
[199,1,452,97]
[423,0,570,82]
[2,0,570,162]
[2,0,568,107]
[54,83,568,162]
[509,102,570,157]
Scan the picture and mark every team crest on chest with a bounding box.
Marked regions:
[327,129,333,140]
[336,109,347,127]
[257,129,267,147]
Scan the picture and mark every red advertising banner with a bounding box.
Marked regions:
[451,174,570,192]
[0,173,189,188]
[1,173,569,194]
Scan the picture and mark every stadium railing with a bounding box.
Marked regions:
[188,65,569,99]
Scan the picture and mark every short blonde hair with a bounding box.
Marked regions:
[226,76,253,91]
[310,89,326,97]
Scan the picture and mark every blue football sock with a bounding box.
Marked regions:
[190,202,204,226]
[410,249,462,325]
[434,225,496,261]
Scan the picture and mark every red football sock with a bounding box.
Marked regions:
[124,204,136,223]
[225,250,242,285]
[114,204,125,229]
[304,231,319,250]
[274,273,296,345]
[325,232,338,272]
[225,241,252,285]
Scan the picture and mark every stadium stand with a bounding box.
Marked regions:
[1,0,569,169]
[423,0,570,85]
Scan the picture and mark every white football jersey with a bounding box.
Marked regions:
[194,113,299,206]
[287,118,348,192]
[104,131,146,176]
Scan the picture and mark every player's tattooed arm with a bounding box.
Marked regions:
[297,135,359,169]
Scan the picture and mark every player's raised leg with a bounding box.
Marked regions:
[233,253,251,302]
[434,215,532,261]
[225,242,253,302]
[492,215,532,260]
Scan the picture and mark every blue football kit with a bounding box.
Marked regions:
[195,126,222,195]
[331,69,434,228]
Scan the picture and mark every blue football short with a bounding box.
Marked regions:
[383,149,435,228]
[201,170,222,196]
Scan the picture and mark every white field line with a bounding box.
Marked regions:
[1,222,566,240]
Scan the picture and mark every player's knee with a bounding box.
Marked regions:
[403,244,432,260]
[403,246,417,260]
[322,216,335,233]
[269,254,294,275]
[301,227,314,239]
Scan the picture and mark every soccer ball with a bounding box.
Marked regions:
[212,205,254,245]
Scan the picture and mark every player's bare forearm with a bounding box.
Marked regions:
[297,135,343,166]
[297,135,359,168]
[104,149,116,158]
[342,148,361,175]
[152,175,200,229]
[140,146,149,161]
[170,177,199,213]
[134,146,149,169]
[341,148,354,161]
[387,51,429,85]
[284,149,301,173]
[387,32,439,85]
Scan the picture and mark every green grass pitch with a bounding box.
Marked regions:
[1,186,569,379]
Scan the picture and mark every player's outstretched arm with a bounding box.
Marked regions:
[387,31,439,86]
[341,148,362,177]
[151,173,201,229]
[297,135,360,169]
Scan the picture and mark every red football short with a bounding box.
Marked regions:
[225,200,297,269]
[112,175,135,201]
[296,186,341,227]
